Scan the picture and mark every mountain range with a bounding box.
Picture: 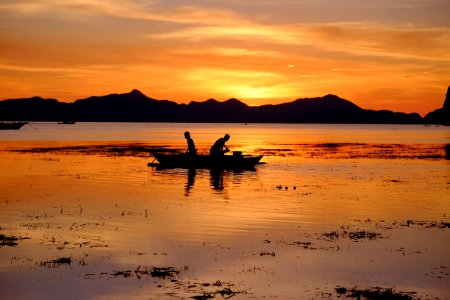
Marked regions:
[0,87,448,124]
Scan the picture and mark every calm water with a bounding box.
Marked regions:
[1,122,449,144]
[0,123,449,299]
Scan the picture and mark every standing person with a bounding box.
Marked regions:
[184,131,196,155]
[210,134,230,157]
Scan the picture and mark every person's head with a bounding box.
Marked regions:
[184,131,190,138]
[224,134,230,141]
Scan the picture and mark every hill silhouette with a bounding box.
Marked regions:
[0,89,435,124]
[424,86,450,125]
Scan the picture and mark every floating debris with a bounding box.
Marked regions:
[87,266,181,280]
[0,234,19,247]
[323,230,383,241]
[150,267,179,278]
[335,286,417,299]
[191,293,214,300]
[9,144,175,158]
[323,231,340,240]
[41,257,72,268]
[399,220,450,229]
[111,270,132,278]
[384,179,402,183]
[348,231,382,240]
[0,233,30,247]
[290,241,313,249]
[191,286,247,299]
[258,251,276,257]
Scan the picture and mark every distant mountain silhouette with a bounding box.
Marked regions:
[0,89,430,124]
[423,86,450,125]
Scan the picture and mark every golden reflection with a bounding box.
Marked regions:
[0,134,449,299]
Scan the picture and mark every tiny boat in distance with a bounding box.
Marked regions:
[149,150,263,169]
[0,121,28,130]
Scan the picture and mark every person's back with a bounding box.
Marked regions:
[210,134,230,156]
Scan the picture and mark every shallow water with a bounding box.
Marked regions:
[0,123,449,299]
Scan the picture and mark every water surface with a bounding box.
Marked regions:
[0,123,449,299]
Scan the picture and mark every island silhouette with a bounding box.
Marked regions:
[0,87,448,125]
[423,86,450,125]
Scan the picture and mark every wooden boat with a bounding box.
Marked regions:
[149,150,263,169]
[0,121,28,130]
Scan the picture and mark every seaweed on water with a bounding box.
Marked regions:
[10,144,173,158]
[0,234,19,247]
[150,266,179,278]
[335,286,417,300]
[87,266,181,280]
[323,230,383,242]
[401,220,450,229]
[191,293,215,300]
[41,257,72,268]
[348,231,382,240]
[191,287,247,299]
[440,222,450,228]
[135,266,178,279]
[258,251,276,257]
[289,241,313,249]
[425,221,450,229]
[111,270,133,278]
[323,231,340,240]
[0,233,30,247]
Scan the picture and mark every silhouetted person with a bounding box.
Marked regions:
[210,134,230,157]
[184,131,196,155]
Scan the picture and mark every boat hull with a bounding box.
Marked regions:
[150,151,263,169]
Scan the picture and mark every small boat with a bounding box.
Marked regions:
[149,150,263,169]
[0,121,28,130]
[58,121,76,124]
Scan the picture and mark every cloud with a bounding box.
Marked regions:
[150,21,450,62]
[0,0,247,26]
[149,24,303,45]
[210,47,280,57]
[3,1,448,63]
[305,23,450,61]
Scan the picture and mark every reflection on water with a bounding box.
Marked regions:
[154,167,257,196]
[210,169,224,191]
[185,168,196,195]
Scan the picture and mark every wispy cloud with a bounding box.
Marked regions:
[0,0,248,26]
[3,1,448,62]
[305,23,450,61]
[209,47,280,57]
[149,25,302,45]
[151,21,450,62]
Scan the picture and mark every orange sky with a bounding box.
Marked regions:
[1,0,449,116]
